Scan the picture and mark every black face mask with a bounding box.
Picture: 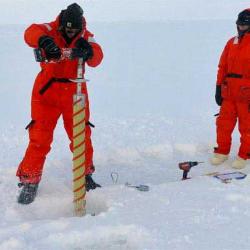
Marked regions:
[66,30,74,35]
[61,28,80,44]
[237,26,250,38]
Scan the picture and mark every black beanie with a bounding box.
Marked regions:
[60,3,83,29]
[236,9,250,26]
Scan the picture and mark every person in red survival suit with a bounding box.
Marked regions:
[211,9,250,169]
[16,3,103,204]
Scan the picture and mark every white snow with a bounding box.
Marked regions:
[1,1,250,249]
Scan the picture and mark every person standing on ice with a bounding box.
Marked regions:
[211,9,250,169]
[16,3,103,204]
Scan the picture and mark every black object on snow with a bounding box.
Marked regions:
[86,174,101,191]
[17,183,39,205]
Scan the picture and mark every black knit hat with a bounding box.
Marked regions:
[236,9,250,25]
[60,3,83,29]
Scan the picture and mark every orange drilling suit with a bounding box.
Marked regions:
[215,32,250,159]
[16,16,103,183]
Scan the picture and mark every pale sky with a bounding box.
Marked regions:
[0,0,249,24]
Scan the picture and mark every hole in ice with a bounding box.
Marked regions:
[86,192,109,216]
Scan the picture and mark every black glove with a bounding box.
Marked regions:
[74,38,93,60]
[38,36,61,60]
[215,85,223,106]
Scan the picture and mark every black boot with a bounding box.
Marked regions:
[86,174,101,191]
[17,183,39,204]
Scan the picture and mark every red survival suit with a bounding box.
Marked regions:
[215,32,250,159]
[17,17,103,183]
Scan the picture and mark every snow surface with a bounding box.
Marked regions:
[1,1,250,250]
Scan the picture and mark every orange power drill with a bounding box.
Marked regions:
[179,161,204,180]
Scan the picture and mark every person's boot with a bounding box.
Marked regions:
[210,153,228,166]
[86,174,101,191]
[17,183,39,204]
[232,156,247,169]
